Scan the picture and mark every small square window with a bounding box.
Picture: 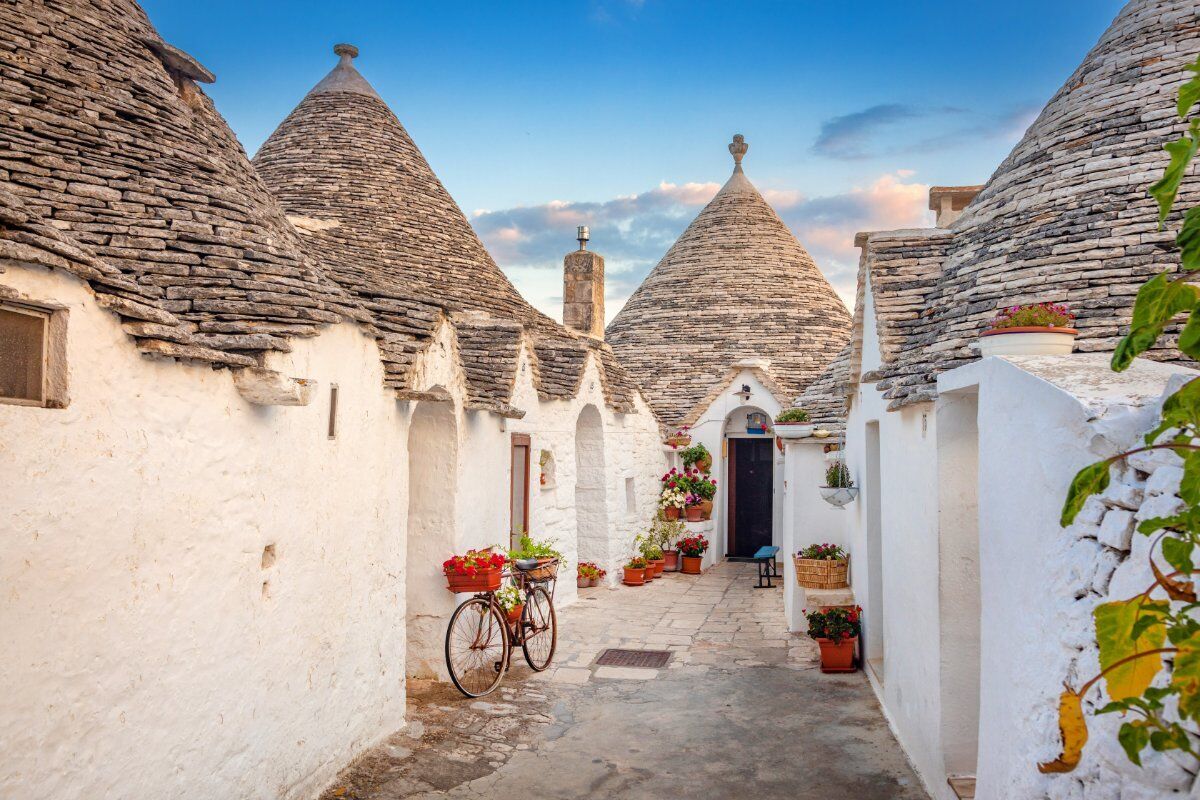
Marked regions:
[0,300,68,409]
[1,304,48,404]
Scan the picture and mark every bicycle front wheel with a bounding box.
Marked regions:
[521,585,557,671]
[445,596,509,697]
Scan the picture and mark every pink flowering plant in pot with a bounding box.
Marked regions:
[978,302,1078,357]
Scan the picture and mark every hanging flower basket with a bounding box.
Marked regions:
[793,551,849,590]
[819,486,860,507]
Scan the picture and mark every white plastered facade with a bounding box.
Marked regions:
[0,259,665,799]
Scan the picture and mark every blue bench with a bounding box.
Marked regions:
[753,546,780,588]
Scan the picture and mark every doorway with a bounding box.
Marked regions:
[727,437,773,558]
[864,420,884,679]
[574,405,609,571]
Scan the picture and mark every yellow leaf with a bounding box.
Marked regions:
[1095,598,1169,700]
[1039,689,1089,773]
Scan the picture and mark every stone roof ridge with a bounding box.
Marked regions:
[308,43,381,99]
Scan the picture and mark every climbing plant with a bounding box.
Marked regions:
[1048,53,1200,774]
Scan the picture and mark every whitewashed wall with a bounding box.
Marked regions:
[0,264,409,800]
[940,354,1199,800]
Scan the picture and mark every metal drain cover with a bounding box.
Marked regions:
[595,648,671,668]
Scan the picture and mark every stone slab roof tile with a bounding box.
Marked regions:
[0,0,366,368]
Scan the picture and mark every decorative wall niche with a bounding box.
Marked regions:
[539,449,556,489]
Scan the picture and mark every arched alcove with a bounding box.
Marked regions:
[574,405,609,576]
[406,398,458,679]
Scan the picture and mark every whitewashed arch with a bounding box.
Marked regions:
[574,404,610,576]
[405,397,458,679]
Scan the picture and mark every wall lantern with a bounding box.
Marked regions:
[735,383,752,402]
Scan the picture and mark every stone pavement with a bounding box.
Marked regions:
[319,561,927,800]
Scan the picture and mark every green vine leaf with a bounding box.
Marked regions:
[1149,119,1200,226]
[1179,207,1200,272]
[1061,460,1112,526]
[1171,631,1200,720]
[1163,536,1196,573]
[1183,450,1200,505]
[1095,598,1170,700]
[1178,55,1200,119]
[1112,273,1199,370]
[1119,721,1151,766]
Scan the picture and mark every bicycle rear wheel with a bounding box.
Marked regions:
[521,585,557,671]
[445,596,509,697]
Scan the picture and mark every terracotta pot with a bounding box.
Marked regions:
[681,555,702,575]
[685,506,703,522]
[445,566,503,593]
[816,637,857,673]
[643,564,656,581]
[590,576,600,587]
[577,576,590,589]
[664,506,681,521]
[689,454,712,474]
[622,567,645,586]
[650,558,665,577]
[506,604,524,624]
[663,549,679,571]
[698,499,713,520]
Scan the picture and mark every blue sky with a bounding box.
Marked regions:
[142,0,1127,318]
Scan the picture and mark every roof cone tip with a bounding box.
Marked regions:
[333,43,359,60]
[729,133,748,172]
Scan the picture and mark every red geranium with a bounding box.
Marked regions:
[442,548,507,575]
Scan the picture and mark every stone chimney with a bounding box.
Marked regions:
[563,226,605,339]
[928,185,983,228]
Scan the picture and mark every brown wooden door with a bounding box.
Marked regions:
[728,438,773,557]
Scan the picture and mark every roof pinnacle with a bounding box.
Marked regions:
[729,133,748,173]
[333,43,359,60]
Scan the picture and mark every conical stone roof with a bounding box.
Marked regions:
[869,0,1200,408]
[253,46,639,411]
[606,136,852,426]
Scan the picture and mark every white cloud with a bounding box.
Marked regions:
[474,171,934,320]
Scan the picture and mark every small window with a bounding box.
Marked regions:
[0,303,57,406]
[327,384,339,439]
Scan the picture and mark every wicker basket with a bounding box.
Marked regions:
[793,556,849,590]
[518,557,559,582]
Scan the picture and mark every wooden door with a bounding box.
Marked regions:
[728,438,773,557]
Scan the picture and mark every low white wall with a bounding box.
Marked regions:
[781,440,850,631]
[0,265,409,800]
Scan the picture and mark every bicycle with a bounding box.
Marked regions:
[444,558,559,697]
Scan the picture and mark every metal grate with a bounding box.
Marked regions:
[595,648,671,668]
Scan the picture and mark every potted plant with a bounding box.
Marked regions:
[637,535,665,579]
[774,407,814,438]
[496,585,524,624]
[793,542,849,589]
[650,516,684,571]
[805,606,861,673]
[977,302,1077,357]
[623,556,648,586]
[442,548,507,593]
[686,471,717,520]
[684,493,704,522]
[819,462,859,508]
[577,561,605,588]
[509,534,564,581]
[659,468,687,520]
[680,442,712,474]
[678,534,708,574]
[665,424,692,449]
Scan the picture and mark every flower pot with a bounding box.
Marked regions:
[793,556,849,590]
[688,453,712,473]
[681,555,703,575]
[590,577,600,587]
[623,567,646,586]
[685,506,703,522]
[650,558,665,578]
[977,326,1077,357]
[506,604,524,625]
[819,486,859,508]
[577,575,591,589]
[643,563,656,581]
[666,435,692,448]
[663,549,679,571]
[816,637,857,673]
[774,422,814,439]
[445,566,503,593]
[698,499,713,520]
[664,506,681,521]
